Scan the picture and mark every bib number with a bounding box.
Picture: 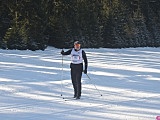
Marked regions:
[72,55,80,62]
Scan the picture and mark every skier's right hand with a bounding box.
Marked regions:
[61,50,64,55]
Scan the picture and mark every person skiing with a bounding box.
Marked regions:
[61,41,88,99]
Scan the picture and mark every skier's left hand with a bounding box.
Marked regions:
[83,69,87,74]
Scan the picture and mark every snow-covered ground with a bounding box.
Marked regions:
[0,47,160,120]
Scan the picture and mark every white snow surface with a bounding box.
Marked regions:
[0,47,160,120]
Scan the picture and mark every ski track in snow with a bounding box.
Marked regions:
[0,47,160,120]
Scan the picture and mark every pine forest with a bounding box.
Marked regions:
[0,0,160,50]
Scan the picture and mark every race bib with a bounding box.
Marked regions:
[72,55,80,62]
[71,48,83,64]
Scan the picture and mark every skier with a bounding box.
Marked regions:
[61,41,88,99]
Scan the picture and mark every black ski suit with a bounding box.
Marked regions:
[61,48,88,98]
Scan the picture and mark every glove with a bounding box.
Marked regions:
[83,69,87,74]
[61,50,64,55]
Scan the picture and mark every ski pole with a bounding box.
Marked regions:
[86,74,102,96]
[61,50,64,97]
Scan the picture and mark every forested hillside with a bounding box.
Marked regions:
[0,0,160,50]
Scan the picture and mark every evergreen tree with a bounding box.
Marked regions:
[0,0,160,50]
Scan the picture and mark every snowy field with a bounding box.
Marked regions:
[0,47,160,120]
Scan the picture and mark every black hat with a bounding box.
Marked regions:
[74,41,80,45]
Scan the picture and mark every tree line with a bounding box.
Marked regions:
[0,0,160,50]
